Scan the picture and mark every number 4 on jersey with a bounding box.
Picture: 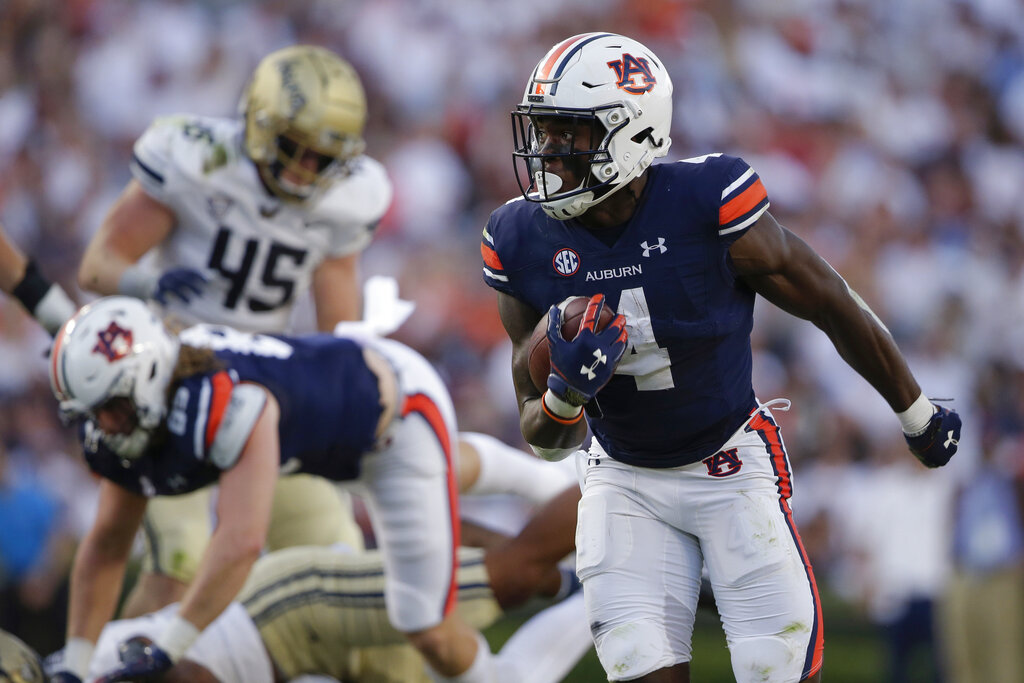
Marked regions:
[614,286,673,391]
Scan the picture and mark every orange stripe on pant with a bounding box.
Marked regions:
[750,411,825,680]
[401,393,461,617]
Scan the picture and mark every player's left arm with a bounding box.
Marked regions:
[159,390,280,661]
[312,251,362,330]
[497,292,590,458]
[730,211,960,466]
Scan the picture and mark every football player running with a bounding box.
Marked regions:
[481,33,962,683]
[46,296,504,683]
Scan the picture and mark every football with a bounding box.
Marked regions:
[528,296,616,393]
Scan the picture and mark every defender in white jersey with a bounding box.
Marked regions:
[75,46,388,621]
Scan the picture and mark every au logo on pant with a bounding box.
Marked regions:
[703,448,743,477]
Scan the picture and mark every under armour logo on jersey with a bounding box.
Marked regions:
[703,448,743,477]
[641,238,667,257]
[944,431,959,449]
[93,322,134,362]
[581,349,607,380]
[553,248,581,276]
[606,54,657,95]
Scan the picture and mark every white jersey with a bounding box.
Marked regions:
[130,114,392,332]
[89,602,273,683]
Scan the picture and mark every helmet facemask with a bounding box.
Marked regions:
[512,106,639,219]
[259,131,362,201]
[88,395,153,460]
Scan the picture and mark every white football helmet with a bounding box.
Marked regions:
[49,296,180,458]
[512,33,673,219]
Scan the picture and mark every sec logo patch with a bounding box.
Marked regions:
[552,248,580,276]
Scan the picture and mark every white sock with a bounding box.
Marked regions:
[460,432,575,506]
[428,631,497,683]
[494,593,591,683]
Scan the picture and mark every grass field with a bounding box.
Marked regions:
[485,587,896,682]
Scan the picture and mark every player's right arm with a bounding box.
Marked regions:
[78,179,176,295]
[62,479,147,680]
[0,223,76,334]
[497,292,588,457]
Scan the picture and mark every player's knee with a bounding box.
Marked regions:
[728,634,809,683]
[593,619,683,681]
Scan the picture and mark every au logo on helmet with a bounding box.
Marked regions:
[606,54,657,95]
[93,322,134,362]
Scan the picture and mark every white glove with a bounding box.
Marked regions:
[333,275,415,340]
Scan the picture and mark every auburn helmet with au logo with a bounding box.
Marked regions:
[0,629,44,683]
[49,296,181,459]
[241,45,368,201]
[512,33,673,219]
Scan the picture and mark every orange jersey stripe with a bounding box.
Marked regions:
[719,178,767,226]
[480,243,504,271]
[204,371,234,450]
[402,393,461,616]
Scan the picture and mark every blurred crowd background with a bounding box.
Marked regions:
[2,0,1023,680]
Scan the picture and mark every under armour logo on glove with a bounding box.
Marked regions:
[547,294,628,407]
[581,349,607,380]
[905,405,962,468]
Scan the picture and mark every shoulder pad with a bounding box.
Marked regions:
[308,156,393,256]
[209,383,267,469]
[131,115,242,200]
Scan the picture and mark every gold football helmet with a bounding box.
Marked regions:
[0,630,44,683]
[241,45,367,201]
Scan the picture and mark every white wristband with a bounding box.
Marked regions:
[34,284,78,336]
[118,265,158,300]
[897,392,936,436]
[64,637,94,680]
[154,614,200,662]
[543,390,583,419]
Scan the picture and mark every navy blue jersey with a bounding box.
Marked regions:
[482,154,771,467]
[81,327,383,496]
